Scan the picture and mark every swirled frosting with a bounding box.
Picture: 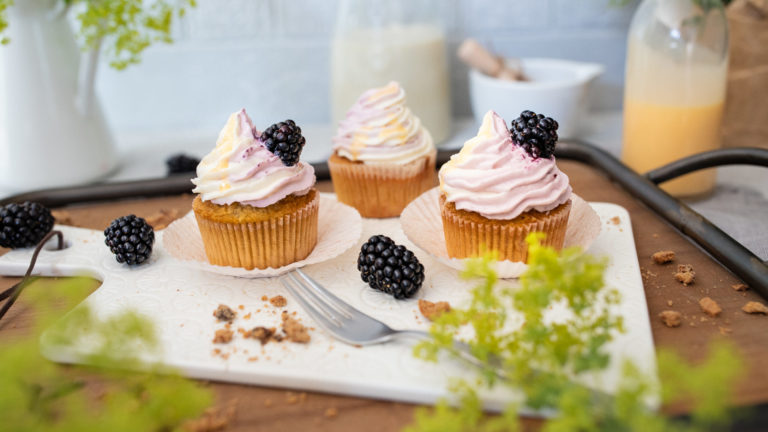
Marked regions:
[439,110,571,220]
[332,81,434,165]
[191,109,315,207]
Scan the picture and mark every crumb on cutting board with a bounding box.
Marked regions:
[651,250,675,264]
[742,301,768,315]
[269,295,287,308]
[282,311,311,343]
[732,283,749,292]
[244,326,276,345]
[675,264,695,286]
[213,328,234,344]
[418,299,451,321]
[659,310,682,328]
[213,304,237,323]
[699,297,722,317]
[183,400,237,432]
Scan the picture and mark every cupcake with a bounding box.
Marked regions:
[191,109,318,269]
[438,110,572,262]
[329,81,437,218]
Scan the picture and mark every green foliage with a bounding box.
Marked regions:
[0,0,195,69]
[0,0,11,45]
[409,235,745,431]
[0,277,213,431]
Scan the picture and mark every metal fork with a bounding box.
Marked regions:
[281,268,500,373]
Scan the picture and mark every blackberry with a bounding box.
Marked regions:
[261,120,306,166]
[0,201,54,248]
[166,153,200,175]
[509,110,559,159]
[357,235,425,299]
[104,215,155,265]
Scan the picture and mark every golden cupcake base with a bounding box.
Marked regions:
[328,150,436,218]
[192,189,319,269]
[440,195,571,263]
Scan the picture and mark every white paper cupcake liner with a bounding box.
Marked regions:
[162,194,362,278]
[400,187,602,279]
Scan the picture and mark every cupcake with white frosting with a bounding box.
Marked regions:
[329,82,437,218]
[438,110,572,262]
[191,109,318,269]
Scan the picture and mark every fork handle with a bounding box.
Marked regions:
[392,330,505,376]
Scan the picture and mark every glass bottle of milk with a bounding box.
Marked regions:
[331,0,452,144]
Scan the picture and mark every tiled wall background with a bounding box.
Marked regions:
[95,0,639,136]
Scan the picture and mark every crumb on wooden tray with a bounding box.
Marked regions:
[732,283,749,292]
[675,264,695,286]
[651,250,675,264]
[659,310,682,328]
[183,400,237,432]
[213,304,237,323]
[145,208,181,230]
[742,301,768,315]
[699,297,722,317]
[418,299,451,321]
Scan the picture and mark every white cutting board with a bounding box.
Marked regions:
[0,198,655,413]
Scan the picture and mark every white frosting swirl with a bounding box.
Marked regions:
[439,110,572,220]
[332,81,434,165]
[191,109,316,207]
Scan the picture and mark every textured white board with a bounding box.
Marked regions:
[0,196,655,413]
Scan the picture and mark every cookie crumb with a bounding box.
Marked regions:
[282,312,311,343]
[418,299,451,321]
[742,301,768,315]
[651,250,675,264]
[675,264,695,286]
[667,300,673,306]
[732,283,749,292]
[324,407,338,418]
[285,392,300,404]
[145,208,181,230]
[261,295,268,301]
[609,216,620,225]
[213,328,234,344]
[245,326,276,345]
[659,310,682,327]
[270,295,287,308]
[213,304,236,323]
[699,297,722,317]
[183,400,237,432]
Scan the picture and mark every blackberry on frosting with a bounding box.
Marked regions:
[509,110,559,159]
[261,120,306,166]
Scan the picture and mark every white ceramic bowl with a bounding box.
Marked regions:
[469,58,604,139]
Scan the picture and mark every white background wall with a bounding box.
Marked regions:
[95,0,639,136]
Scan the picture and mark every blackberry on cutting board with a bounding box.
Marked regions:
[104,215,155,265]
[509,110,559,159]
[261,120,306,166]
[166,153,200,175]
[0,201,55,248]
[357,235,425,299]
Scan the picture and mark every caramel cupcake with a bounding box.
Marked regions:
[438,110,572,262]
[329,82,436,218]
[191,110,318,269]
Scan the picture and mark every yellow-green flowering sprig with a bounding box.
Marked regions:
[0,277,213,431]
[408,234,746,431]
[0,0,195,69]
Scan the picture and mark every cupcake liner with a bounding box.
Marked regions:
[441,197,571,263]
[400,187,602,279]
[328,149,437,218]
[194,193,319,270]
[163,194,362,278]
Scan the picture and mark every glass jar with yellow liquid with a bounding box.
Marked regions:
[622,0,729,197]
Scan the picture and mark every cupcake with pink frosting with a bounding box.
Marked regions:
[329,81,437,218]
[438,110,572,262]
[191,109,318,269]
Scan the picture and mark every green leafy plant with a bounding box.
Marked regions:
[408,235,745,431]
[0,0,195,69]
[0,277,213,431]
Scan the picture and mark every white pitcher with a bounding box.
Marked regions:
[0,0,116,192]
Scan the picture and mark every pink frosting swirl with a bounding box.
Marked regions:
[438,110,571,220]
[332,82,434,165]
[191,109,316,208]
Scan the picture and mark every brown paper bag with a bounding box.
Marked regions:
[723,0,768,148]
